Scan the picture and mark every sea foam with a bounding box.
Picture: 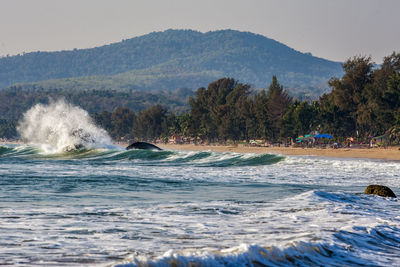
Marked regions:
[17,99,112,153]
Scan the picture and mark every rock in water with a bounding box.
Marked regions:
[364,185,397,198]
[126,142,162,150]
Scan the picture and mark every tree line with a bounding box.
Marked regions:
[90,52,400,144]
[2,53,399,144]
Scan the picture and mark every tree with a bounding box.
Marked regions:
[0,119,17,138]
[189,78,253,143]
[110,107,135,139]
[328,56,373,136]
[93,111,113,135]
[280,100,319,140]
[357,53,400,135]
[206,78,238,142]
[253,89,270,139]
[133,105,168,141]
[189,87,215,141]
[266,76,292,141]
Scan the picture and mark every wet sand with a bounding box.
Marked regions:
[158,144,400,161]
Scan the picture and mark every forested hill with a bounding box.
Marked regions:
[0,29,343,93]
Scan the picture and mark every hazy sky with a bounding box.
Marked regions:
[1,0,399,62]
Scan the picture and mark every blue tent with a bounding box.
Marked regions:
[314,134,333,139]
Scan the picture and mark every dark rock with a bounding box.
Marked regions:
[126,142,162,151]
[364,185,396,198]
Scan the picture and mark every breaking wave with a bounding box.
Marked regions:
[115,232,400,267]
[0,144,284,167]
[115,190,400,267]
[17,99,113,153]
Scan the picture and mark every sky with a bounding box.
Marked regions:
[1,0,399,63]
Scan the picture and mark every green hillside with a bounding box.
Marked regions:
[0,29,343,93]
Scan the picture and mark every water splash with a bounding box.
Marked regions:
[17,99,113,153]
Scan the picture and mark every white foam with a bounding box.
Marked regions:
[17,99,112,153]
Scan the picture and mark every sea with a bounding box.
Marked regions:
[1,100,400,267]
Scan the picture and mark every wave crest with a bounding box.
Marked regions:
[115,230,400,267]
[0,144,284,167]
[17,100,112,153]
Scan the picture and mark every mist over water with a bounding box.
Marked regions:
[17,99,113,153]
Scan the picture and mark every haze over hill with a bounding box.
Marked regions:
[0,29,343,95]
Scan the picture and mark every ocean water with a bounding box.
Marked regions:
[1,144,400,266]
[1,100,400,266]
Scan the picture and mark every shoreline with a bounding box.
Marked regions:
[2,141,399,161]
[158,143,400,161]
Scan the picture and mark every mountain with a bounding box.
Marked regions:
[0,29,343,95]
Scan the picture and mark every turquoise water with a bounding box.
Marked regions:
[1,144,400,266]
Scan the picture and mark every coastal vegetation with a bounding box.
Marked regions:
[1,53,399,144]
[94,53,399,144]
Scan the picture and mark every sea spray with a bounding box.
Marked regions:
[17,99,112,153]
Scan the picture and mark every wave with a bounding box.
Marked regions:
[0,144,39,157]
[0,144,284,167]
[115,225,400,267]
[0,145,13,156]
[17,100,112,153]
[159,150,284,167]
[114,190,400,267]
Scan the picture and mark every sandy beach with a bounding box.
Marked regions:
[158,143,400,161]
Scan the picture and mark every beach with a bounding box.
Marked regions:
[158,143,400,161]
[2,140,399,161]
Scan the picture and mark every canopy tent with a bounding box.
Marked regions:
[314,134,333,139]
[296,135,314,143]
